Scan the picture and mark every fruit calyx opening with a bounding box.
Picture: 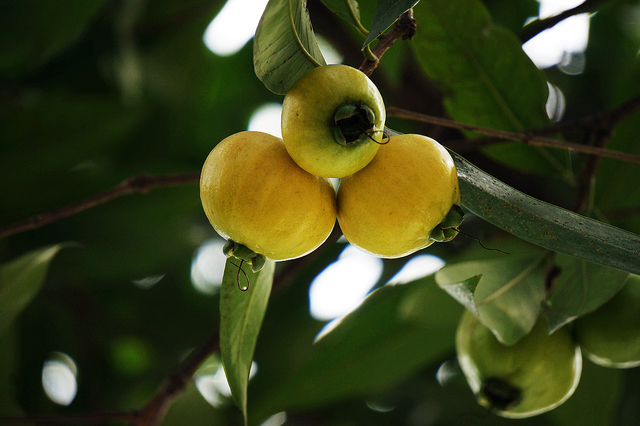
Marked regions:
[481,377,522,411]
[331,103,377,147]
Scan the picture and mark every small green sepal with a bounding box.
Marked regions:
[223,240,236,257]
[439,204,465,229]
[429,227,446,243]
[429,205,465,243]
[222,240,266,272]
[250,254,267,272]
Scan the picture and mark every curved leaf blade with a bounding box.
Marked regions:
[0,244,68,337]
[546,255,630,331]
[412,0,565,175]
[436,255,547,345]
[363,0,419,48]
[0,1,108,76]
[453,151,640,276]
[254,0,326,95]
[321,0,368,34]
[220,258,275,423]
[257,276,463,413]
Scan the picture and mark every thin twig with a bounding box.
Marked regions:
[520,0,609,43]
[0,172,200,239]
[0,333,220,425]
[359,9,417,76]
[569,93,640,212]
[386,106,640,165]
[129,333,220,426]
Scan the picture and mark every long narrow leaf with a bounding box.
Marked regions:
[546,255,630,331]
[321,0,368,35]
[0,244,68,337]
[254,275,462,415]
[363,0,419,47]
[254,0,326,94]
[219,258,275,423]
[453,151,640,276]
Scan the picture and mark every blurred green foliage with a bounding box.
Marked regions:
[1,0,640,425]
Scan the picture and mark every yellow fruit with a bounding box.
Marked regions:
[200,131,337,261]
[281,64,386,178]
[336,134,460,258]
[456,310,582,418]
[574,275,640,368]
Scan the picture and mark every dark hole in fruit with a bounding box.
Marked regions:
[335,105,373,144]
[481,377,522,411]
[545,265,562,293]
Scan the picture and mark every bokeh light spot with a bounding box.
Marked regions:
[387,254,445,285]
[309,244,384,321]
[131,273,165,289]
[191,238,227,295]
[523,0,590,69]
[203,0,269,56]
[110,336,152,376]
[195,361,258,408]
[42,352,78,406]
[247,102,283,137]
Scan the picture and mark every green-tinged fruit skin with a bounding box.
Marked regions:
[200,131,337,261]
[574,275,640,368]
[281,64,386,178]
[337,134,460,258]
[456,310,582,418]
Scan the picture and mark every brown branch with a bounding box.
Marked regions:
[0,332,220,425]
[0,172,200,239]
[130,333,220,426]
[569,93,640,212]
[520,0,609,43]
[359,9,417,76]
[386,106,640,165]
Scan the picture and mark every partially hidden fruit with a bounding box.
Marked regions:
[336,134,461,258]
[456,310,582,419]
[200,131,337,261]
[574,275,640,368]
[281,64,386,178]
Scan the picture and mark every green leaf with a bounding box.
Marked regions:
[256,275,463,413]
[453,151,640,276]
[412,0,566,175]
[0,0,108,76]
[546,255,631,331]
[436,255,548,345]
[0,244,68,337]
[362,0,419,48]
[437,275,481,317]
[219,258,275,423]
[0,329,31,422]
[254,0,327,95]
[321,0,368,35]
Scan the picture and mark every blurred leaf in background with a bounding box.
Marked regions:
[1,0,640,425]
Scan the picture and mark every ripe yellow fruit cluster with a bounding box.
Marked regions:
[200,65,462,263]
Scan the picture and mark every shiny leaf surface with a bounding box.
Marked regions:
[254,0,326,94]
[220,258,275,422]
